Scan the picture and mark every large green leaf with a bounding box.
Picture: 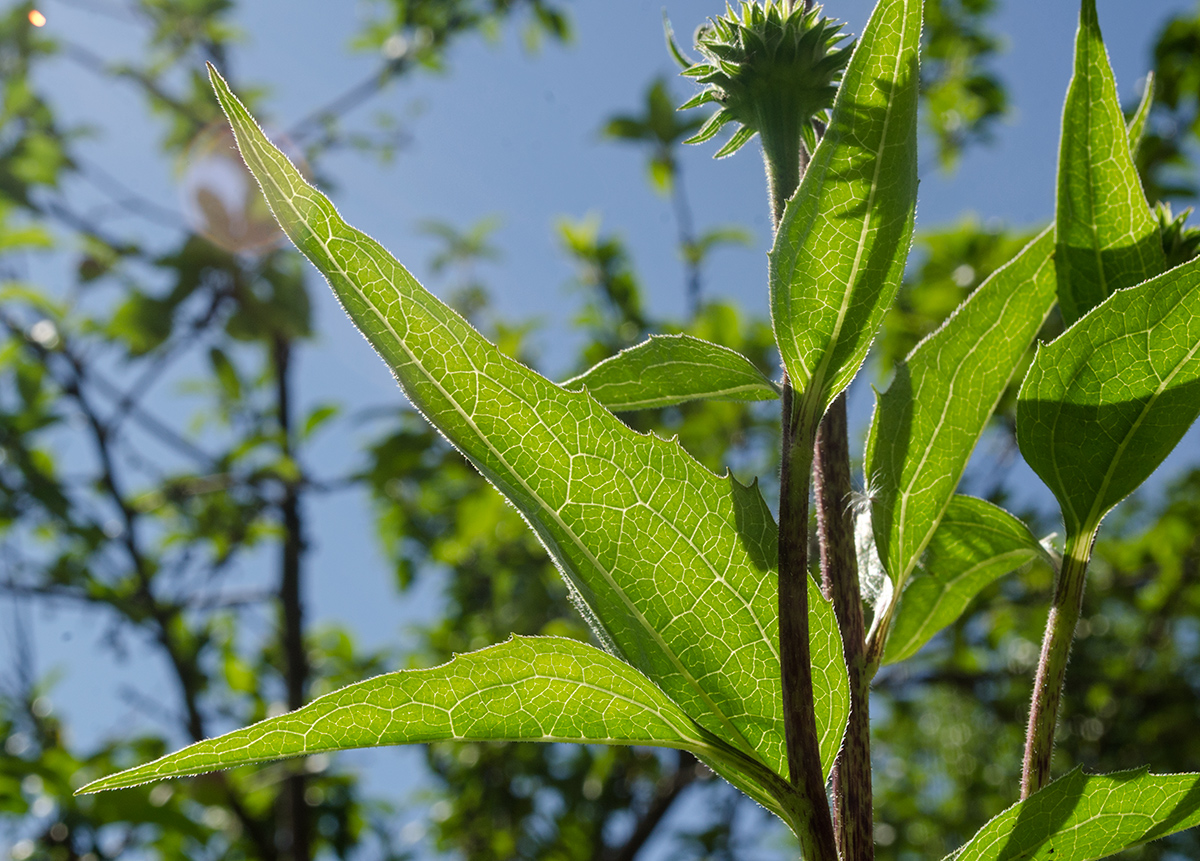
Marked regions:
[562,334,779,411]
[77,637,770,802]
[770,0,920,434]
[1055,0,1164,325]
[1017,255,1200,540]
[866,229,1056,592]
[884,496,1051,664]
[207,68,848,789]
[951,767,1200,861]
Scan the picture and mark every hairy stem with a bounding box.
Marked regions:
[1021,529,1095,798]
[779,385,839,861]
[816,394,873,861]
[767,121,837,861]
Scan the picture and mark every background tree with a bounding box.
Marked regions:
[0,2,566,859]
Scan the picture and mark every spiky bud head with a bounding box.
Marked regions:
[673,2,852,159]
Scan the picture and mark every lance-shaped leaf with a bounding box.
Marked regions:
[562,334,779,411]
[866,229,1056,592]
[78,637,774,805]
[770,0,920,433]
[1017,255,1200,541]
[951,767,1200,861]
[1055,0,1164,325]
[207,68,849,789]
[1126,71,1154,160]
[884,496,1052,664]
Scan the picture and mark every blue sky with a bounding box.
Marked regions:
[9,0,1197,855]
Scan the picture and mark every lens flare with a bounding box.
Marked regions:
[28,10,47,26]
[180,121,307,254]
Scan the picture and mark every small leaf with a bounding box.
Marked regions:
[950,767,1200,861]
[884,496,1050,664]
[1017,255,1200,541]
[1056,0,1164,324]
[562,334,779,411]
[78,637,743,794]
[207,67,849,800]
[866,229,1056,591]
[208,347,241,401]
[1126,70,1154,159]
[302,403,339,439]
[770,0,921,435]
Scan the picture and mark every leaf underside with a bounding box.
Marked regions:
[951,767,1200,861]
[204,68,850,804]
[562,334,778,411]
[770,0,921,433]
[1055,0,1164,325]
[866,228,1056,591]
[884,496,1050,664]
[80,636,718,794]
[1017,255,1200,539]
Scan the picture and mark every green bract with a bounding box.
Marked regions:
[676,1,852,157]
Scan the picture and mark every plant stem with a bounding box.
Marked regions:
[768,137,838,861]
[816,393,873,861]
[779,384,840,861]
[761,114,805,228]
[1021,528,1096,798]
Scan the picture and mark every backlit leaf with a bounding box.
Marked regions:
[563,334,778,411]
[1126,71,1153,159]
[78,637,774,804]
[206,68,849,798]
[1055,0,1164,325]
[1017,255,1200,540]
[951,767,1200,861]
[885,496,1051,664]
[866,229,1056,591]
[770,0,921,434]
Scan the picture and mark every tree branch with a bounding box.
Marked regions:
[272,336,312,861]
[599,751,704,861]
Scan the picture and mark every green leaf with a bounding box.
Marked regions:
[950,767,1200,861]
[208,347,241,401]
[866,229,1056,592]
[770,0,921,434]
[562,334,779,411]
[302,403,340,439]
[207,67,849,793]
[78,637,746,793]
[1016,255,1200,541]
[1055,0,1164,325]
[1126,70,1154,160]
[884,496,1051,664]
